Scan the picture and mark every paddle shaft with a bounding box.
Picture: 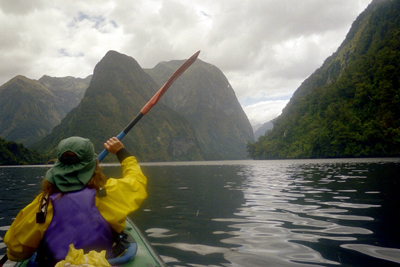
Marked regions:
[0,254,7,267]
[97,113,143,162]
[97,50,200,162]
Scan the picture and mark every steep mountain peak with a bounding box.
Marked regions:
[95,50,142,73]
[146,57,254,159]
[86,50,157,100]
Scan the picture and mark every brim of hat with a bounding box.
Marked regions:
[46,159,97,193]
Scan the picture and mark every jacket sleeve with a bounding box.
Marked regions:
[96,155,148,233]
[4,194,53,261]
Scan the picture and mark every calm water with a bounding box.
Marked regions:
[1,158,400,266]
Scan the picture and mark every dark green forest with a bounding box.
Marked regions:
[0,137,45,165]
[247,0,400,159]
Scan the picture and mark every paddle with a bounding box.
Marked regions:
[0,255,7,267]
[97,50,200,162]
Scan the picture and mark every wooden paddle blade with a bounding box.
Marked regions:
[141,50,200,115]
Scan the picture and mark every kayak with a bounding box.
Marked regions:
[12,217,166,267]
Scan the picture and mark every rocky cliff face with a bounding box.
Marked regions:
[146,59,254,159]
[39,75,91,114]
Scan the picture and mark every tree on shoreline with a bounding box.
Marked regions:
[0,137,45,165]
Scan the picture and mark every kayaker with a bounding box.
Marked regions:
[4,136,148,266]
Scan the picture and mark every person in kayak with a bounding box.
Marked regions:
[4,136,147,266]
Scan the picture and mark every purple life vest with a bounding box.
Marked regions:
[38,187,113,266]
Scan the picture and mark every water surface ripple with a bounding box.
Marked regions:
[1,158,400,267]
[135,159,400,266]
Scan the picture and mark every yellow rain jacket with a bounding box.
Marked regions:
[4,156,147,262]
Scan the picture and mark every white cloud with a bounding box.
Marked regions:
[243,100,290,126]
[0,0,372,125]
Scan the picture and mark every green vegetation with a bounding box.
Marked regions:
[0,137,45,165]
[248,0,400,159]
[0,75,89,147]
[147,59,254,160]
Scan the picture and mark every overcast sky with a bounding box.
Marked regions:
[0,0,372,127]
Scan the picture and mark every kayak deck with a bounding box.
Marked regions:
[121,217,166,267]
[13,217,165,267]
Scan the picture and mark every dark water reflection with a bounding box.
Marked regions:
[1,158,400,266]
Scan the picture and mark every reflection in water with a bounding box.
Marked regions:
[341,244,400,264]
[209,160,400,267]
[215,162,346,266]
[134,159,400,266]
[1,159,400,267]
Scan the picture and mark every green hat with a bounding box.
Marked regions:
[46,136,97,193]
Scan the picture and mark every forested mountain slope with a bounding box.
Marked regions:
[248,0,400,159]
[146,59,254,160]
[0,75,89,146]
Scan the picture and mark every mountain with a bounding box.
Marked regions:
[145,59,254,160]
[38,75,91,115]
[248,0,400,159]
[34,51,253,161]
[33,51,203,162]
[254,121,274,140]
[0,75,89,147]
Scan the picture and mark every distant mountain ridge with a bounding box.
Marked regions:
[0,75,89,146]
[30,51,253,161]
[253,121,274,140]
[39,75,92,114]
[248,0,400,159]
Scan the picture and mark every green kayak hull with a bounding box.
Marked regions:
[13,217,166,267]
